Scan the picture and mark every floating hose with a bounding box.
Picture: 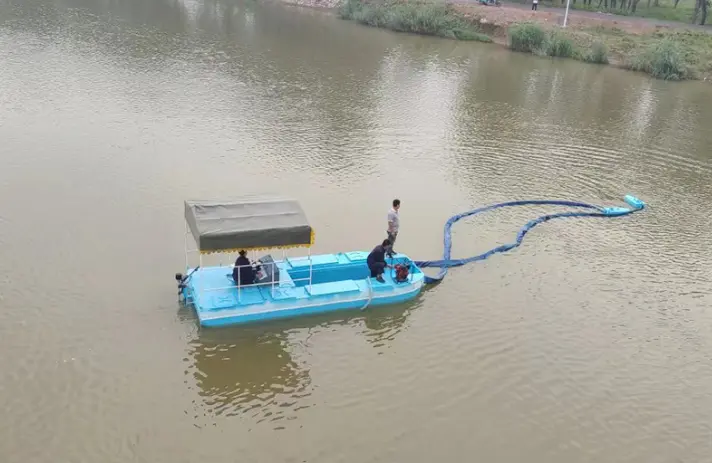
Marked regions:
[414,195,645,284]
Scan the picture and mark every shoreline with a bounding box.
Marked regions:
[278,0,712,81]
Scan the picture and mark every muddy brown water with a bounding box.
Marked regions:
[2,0,712,462]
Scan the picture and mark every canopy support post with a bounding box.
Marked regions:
[308,248,313,294]
[197,252,203,303]
[184,221,189,272]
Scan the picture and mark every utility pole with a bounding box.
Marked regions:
[563,0,572,27]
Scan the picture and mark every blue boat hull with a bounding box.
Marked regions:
[181,251,425,327]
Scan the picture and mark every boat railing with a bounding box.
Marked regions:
[185,218,317,302]
[199,259,314,303]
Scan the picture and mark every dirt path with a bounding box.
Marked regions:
[450,0,712,34]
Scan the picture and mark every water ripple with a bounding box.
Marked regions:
[2,1,712,462]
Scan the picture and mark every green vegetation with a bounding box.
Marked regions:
[584,41,610,63]
[338,0,492,42]
[564,26,712,78]
[627,38,689,78]
[508,23,547,52]
[507,22,711,78]
[509,24,576,58]
[544,32,576,57]
[338,0,712,81]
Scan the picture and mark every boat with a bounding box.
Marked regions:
[175,196,425,327]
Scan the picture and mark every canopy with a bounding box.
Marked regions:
[184,197,314,254]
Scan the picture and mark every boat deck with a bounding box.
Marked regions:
[184,252,424,326]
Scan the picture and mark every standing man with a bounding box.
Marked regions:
[387,198,400,250]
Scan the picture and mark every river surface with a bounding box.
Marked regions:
[2,0,712,461]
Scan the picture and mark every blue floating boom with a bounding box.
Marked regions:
[414,196,645,284]
[624,195,646,209]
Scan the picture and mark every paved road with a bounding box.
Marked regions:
[451,0,712,33]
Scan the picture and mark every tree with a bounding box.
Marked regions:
[693,0,709,24]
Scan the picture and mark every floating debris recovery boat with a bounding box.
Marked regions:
[175,194,645,328]
[176,197,425,327]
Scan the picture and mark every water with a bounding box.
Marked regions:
[1,0,712,461]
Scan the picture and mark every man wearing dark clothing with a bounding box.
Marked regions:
[367,239,392,283]
[232,250,255,287]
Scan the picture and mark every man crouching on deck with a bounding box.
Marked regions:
[367,239,393,283]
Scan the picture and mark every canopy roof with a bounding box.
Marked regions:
[184,197,313,253]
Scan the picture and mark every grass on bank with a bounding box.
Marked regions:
[508,22,712,79]
[544,32,577,57]
[338,0,492,42]
[628,38,689,78]
[562,25,712,79]
[508,22,547,51]
[508,23,577,58]
[585,41,610,64]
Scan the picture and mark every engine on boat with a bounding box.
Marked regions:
[255,254,279,285]
[394,263,411,283]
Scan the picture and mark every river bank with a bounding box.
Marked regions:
[281,0,712,81]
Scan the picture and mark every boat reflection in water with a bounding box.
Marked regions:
[183,300,420,427]
[187,326,311,426]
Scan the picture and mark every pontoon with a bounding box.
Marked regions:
[175,196,425,327]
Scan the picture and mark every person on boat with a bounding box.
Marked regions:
[232,250,256,287]
[367,239,392,283]
[387,199,401,249]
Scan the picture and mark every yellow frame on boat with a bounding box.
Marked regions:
[198,229,315,255]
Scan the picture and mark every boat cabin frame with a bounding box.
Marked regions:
[182,196,316,301]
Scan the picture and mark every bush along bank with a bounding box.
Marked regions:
[338,0,492,42]
[507,22,705,80]
[336,0,712,81]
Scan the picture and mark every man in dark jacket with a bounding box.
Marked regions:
[367,239,392,283]
[232,250,256,287]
